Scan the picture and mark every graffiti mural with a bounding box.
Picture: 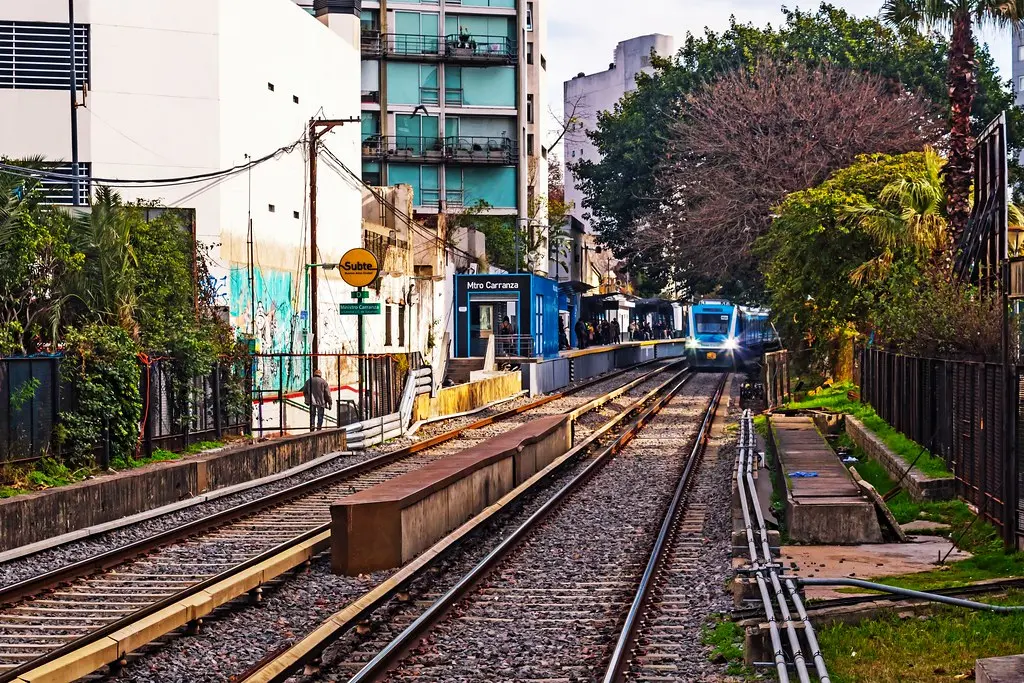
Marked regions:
[229,266,297,352]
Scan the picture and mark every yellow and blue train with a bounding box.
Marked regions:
[685,300,780,370]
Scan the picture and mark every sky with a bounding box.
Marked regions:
[544,0,1012,151]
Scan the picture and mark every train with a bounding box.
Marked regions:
[685,300,780,370]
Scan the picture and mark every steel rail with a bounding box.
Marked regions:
[602,374,726,682]
[344,371,718,683]
[0,360,680,683]
[0,358,670,608]
[240,366,697,683]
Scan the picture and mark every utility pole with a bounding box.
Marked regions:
[307,117,360,362]
[68,0,80,206]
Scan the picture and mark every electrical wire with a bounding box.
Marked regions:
[0,134,306,188]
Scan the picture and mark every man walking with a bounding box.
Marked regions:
[302,369,332,431]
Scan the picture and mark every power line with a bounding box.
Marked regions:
[317,147,484,265]
[0,133,306,188]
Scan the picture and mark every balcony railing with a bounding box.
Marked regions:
[362,135,518,165]
[361,32,517,63]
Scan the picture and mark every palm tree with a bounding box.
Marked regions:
[847,147,949,284]
[881,0,1024,242]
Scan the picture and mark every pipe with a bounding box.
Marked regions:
[736,416,790,683]
[797,578,1024,613]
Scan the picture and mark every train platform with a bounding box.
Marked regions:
[770,415,883,544]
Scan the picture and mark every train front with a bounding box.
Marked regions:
[686,302,739,369]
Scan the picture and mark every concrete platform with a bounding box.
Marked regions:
[771,416,882,544]
[977,655,1024,683]
[781,537,972,600]
[331,415,571,575]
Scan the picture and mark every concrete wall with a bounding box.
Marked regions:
[332,414,570,574]
[846,417,954,502]
[0,429,348,553]
[413,371,521,421]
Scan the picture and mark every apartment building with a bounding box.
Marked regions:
[324,0,539,233]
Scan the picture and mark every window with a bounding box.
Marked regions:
[695,314,730,335]
[293,95,299,104]
[526,94,534,123]
[385,305,394,346]
[0,21,90,90]
[535,294,543,353]
[1019,44,1024,61]
[1019,75,1024,93]
[527,133,535,156]
[268,82,275,91]
[399,304,407,347]
[527,41,534,65]
[268,204,276,213]
[31,162,91,205]
[293,211,300,219]
[526,2,534,31]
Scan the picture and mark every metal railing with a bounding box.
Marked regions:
[494,335,535,358]
[363,135,517,165]
[860,347,1022,547]
[360,32,516,62]
[0,356,60,463]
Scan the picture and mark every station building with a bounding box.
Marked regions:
[453,274,560,359]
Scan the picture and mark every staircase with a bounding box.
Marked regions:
[446,357,485,385]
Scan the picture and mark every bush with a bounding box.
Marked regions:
[59,324,142,465]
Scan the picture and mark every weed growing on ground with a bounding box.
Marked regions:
[818,590,1024,683]
[701,617,751,676]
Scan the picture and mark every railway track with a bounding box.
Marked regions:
[269,372,728,683]
[0,360,683,683]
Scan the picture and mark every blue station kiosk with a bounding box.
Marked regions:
[453,274,561,359]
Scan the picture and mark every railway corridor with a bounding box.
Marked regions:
[319,373,736,683]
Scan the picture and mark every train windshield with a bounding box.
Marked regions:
[695,314,731,335]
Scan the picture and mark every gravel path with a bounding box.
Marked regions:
[85,363,685,683]
[0,365,665,590]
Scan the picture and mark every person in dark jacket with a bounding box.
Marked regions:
[302,369,332,431]
[574,318,588,349]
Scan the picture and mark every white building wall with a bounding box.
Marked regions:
[0,0,363,358]
[563,34,673,234]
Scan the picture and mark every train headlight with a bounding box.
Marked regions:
[724,338,739,350]
[686,338,699,348]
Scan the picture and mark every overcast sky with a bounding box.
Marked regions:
[544,0,1011,150]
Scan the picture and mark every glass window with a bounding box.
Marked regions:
[526,2,534,31]
[527,94,534,123]
[527,41,534,65]
[695,314,730,335]
[1019,44,1024,61]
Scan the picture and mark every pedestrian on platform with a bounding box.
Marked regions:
[574,319,588,349]
[302,369,332,431]
[611,319,620,344]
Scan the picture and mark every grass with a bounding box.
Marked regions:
[785,382,952,479]
[818,590,1024,683]
[842,444,1024,591]
[1,440,227,500]
[701,618,751,677]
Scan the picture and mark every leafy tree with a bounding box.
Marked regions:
[575,3,1021,295]
[644,59,936,298]
[881,0,1024,240]
[0,165,84,354]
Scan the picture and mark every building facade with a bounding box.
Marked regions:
[563,33,674,235]
[0,0,364,361]
[1015,29,1024,109]
[315,0,537,228]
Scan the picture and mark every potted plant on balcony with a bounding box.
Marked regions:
[449,26,476,56]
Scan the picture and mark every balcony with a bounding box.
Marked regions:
[362,136,518,165]
[361,90,381,104]
[361,32,517,64]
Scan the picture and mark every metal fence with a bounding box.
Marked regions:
[763,350,791,410]
[860,348,1021,547]
[250,353,425,437]
[0,356,61,463]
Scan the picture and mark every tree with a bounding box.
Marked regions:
[846,146,948,284]
[645,60,938,296]
[575,3,1021,294]
[881,0,1024,241]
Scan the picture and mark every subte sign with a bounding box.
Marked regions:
[339,248,379,288]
